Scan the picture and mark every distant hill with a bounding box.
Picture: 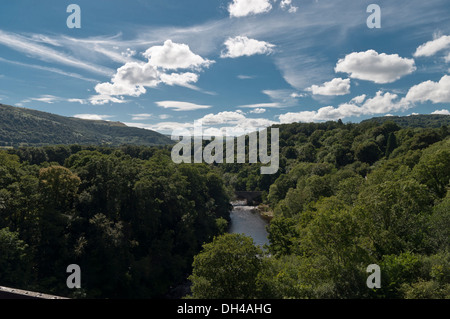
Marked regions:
[360,114,450,128]
[0,104,172,147]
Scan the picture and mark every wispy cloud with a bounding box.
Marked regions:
[0,56,98,82]
[0,30,113,76]
[130,113,152,120]
[155,100,212,111]
[73,114,115,121]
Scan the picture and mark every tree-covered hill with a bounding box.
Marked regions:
[194,114,450,299]
[0,104,172,147]
[360,114,450,128]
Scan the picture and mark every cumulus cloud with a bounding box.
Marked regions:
[404,75,450,104]
[159,72,199,87]
[91,40,212,103]
[350,94,366,104]
[155,100,212,111]
[221,36,275,58]
[89,94,127,105]
[306,77,350,96]
[199,111,246,125]
[413,35,450,57]
[124,121,193,133]
[431,109,450,115]
[144,40,214,70]
[278,90,408,124]
[228,0,273,18]
[94,62,159,97]
[250,108,266,114]
[335,50,416,84]
[121,48,136,58]
[280,0,298,13]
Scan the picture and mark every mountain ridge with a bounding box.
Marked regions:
[0,103,172,147]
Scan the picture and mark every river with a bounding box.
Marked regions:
[228,200,270,247]
[165,201,270,298]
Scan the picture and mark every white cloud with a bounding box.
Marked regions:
[250,108,266,114]
[124,121,193,133]
[155,100,212,111]
[131,113,152,121]
[92,40,212,103]
[413,35,450,57]
[67,98,87,104]
[239,102,283,108]
[228,0,273,18]
[20,95,90,105]
[237,74,255,79]
[221,36,275,58]
[278,110,317,123]
[306,77,350,96]
[30,95,59,104]
[280,0,298,13]
[159,72,199,87]
[89,95,127,105]
[362,91,407,114]
[335,50,416,84]
[159,114,171,120]
[94,61,160,98]
[404,75,450,104]
[143,40,213,70]
[0,56,97,83]
[350,94,366,104]
[259,89,300,107]
[121,48,137,58]
[199,111,246,125]
[431,109,450,115]
[278,90,408,124]
[290,92,306,98]
[73,114,114,121]
[0,30,112,76]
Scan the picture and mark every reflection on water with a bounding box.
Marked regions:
[229,201,269,248]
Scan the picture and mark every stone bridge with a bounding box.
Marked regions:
[234,191,262,205]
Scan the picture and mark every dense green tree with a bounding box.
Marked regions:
[413,140,450,198]
[188,234,263,299]
[385,132,398,157]
[0,227,30,287]
[354,141,382,164]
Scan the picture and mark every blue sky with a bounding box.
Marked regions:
[0,0,449,135]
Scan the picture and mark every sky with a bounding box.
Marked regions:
[0,0,449,136]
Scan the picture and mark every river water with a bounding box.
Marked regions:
[229,201,270,247]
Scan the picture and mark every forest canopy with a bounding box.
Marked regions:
[0,114,449,299]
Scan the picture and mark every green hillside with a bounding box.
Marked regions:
[360,114,450,128]
[0,104,172,147]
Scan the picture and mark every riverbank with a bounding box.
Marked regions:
[254,204,274,222]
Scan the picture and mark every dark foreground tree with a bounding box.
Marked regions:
[188,233,263,299]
